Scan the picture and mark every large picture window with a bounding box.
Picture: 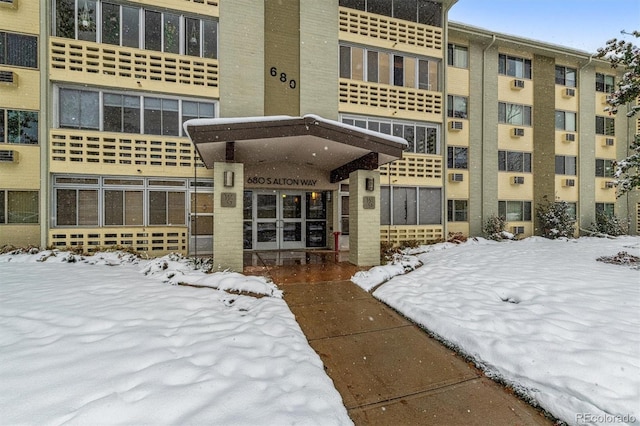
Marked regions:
[58,87,216,136]
[0,190,39,224]
[342,115,440,154]
[498,151,532,173]
[53,176,187,227]
[498,54,532,79]
[498,200,532,222]
[380,186,441,226]
[0,31,38,69]
[53,0,218,59]
[0,109,39,144]
[340,45,440,91]
[499,102,532,126]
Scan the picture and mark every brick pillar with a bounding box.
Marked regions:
[213,162,244,271]
[349,170,380,266]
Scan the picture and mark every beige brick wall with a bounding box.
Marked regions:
[213,163,244,271]
[349,170,380,266]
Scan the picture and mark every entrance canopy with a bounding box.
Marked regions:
[184,114,406,183]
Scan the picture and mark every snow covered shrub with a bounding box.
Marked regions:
[536,197,576,239]
[484,215,508,241]
[589,211,629,236]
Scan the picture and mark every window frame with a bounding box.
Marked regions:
[555,155,577,176]
[595,203,615,216]
[447,95,468,118]
[0,31,38,69]
[498,54,532,79]
[447,199,468,222]
[595,159,615,178]
[447,146,468,169]
[498,102,532,126]
[595,116,615,136]
[0,190,39,224]
[595,72,615,93]
[447,44,468,68]
[498,200,532,222]
[380,185,442,226]
[555,65,577,87]
[555,110,577,132]
[0,109,39,145]
[498,150,532,173]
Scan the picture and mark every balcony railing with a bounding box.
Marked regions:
[50,37,219,95]
[339,6,443,52]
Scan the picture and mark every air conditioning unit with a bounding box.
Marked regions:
[512,176,525,185]
[603,181,616,189]
[563,88,576,97]
[563,178,576,187]
[604,138,615,146]
[0,150,18,163]
[512,128,525,137]
[564,133,576,142]
[512,226,525,235]
[0,0,17,9]
[449,121,463,131]
[0,70,17,86]
[512,79,525,89]
[449,173,464,182]
[602,94,613,104]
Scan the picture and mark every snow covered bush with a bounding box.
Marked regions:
[536,197,576,239]
[483,215,509,241]
[589,210,629,236]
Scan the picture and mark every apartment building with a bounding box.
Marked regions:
[1,0,638,269]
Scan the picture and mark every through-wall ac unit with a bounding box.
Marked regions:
[449,121,463,131]
[564,133,576,142]
[0,0,17,9]
[0,70,17,85]
[512,226,525,235]
[512,128,525,137]
[512,79,525,89]
[512,176,525,185]
[0,150,18,163]
[603,181,616,189]
[563,178,576,187]
[449,173,464,182]
[602,94,613,104]
[604,138,615,146]
[563,88,576,97]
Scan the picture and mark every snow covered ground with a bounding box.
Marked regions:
[0,251,351,425]
[354,236,640,426]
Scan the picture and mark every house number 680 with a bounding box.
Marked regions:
[270,66,297,89]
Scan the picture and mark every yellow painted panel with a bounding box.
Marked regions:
[555,176,579,201]
[0,145,40,188]
[0,0,39,35]
[595,135,617,158]
[447,67,469,96]
[555,86,578,111]
[595,93,610,115]
[595,178,617,202]
[497,124,533,151]
[0,225,40,247]
[132,0,218,17]
[555,132,579,156]
[497,173,533,199]
[0,68,40,109]
[446,222,469,237]
[445,174,469,198]
[447,120,469,146]
[497,75,533,105]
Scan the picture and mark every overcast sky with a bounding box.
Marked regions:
[448,0,640,53]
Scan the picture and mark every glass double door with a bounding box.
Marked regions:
[254,191,305,250]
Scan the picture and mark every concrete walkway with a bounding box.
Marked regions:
[246,254,552,425]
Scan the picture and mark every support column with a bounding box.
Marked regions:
[349,170,380,266]
[213,162,244,272]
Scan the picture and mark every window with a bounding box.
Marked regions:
[498,201,532,222]
[555,66,577,87]
[499,102,532,126]
[0,31,38,68]
[53,1,218,59]
[57,87,216,136]
[595,73,615,93]
[339,45,440,90]
[447,199,468,222]
[447,146,468,169]
[555,155,577,175]
[339,0,442,26]
[0,109,39,144]
[53,176,187,227]
[447,44,468,68]
[595,116,615,136]
[596,203,614,216]
[342,115,440,154]
[0,191,39,224]
[595,159,614,178]
[555,110,576,132]
[561,202,577,221]
[498,151,532,172]
[498,54,532,79]
[380,186,442,225]
[447,95,468,118]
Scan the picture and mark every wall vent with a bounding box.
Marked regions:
[564,133,576,142]
[0,70,17,85]
[512,79,525,89]
[0,150,18,163]
[512,128,525,137]
[604,138,615,146]
[564,88,576,97]
[448,173,464,182]
[512,226,525,235]
[449,121,463,131]
[512,176,525,185]
[563,178,576,187]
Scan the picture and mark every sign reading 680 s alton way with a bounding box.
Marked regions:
[246,176,317,187]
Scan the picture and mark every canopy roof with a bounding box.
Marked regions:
[184,114,407,183]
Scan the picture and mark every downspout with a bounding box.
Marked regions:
[481,35,496,228]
